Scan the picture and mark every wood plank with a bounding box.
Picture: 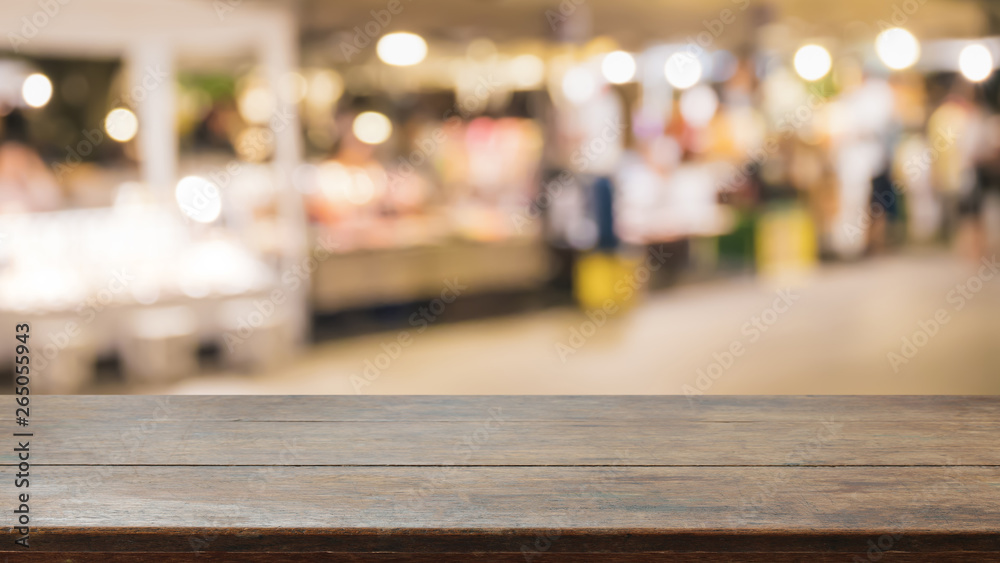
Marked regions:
[1,396,997,560]
[10,395,1000,423]
[4,419,998,466]
[19,466,1000,540]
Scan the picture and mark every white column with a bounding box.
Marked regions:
[260,12,304,179]
[258,10,309,344]
[128,39,176,198]
[258,10,306,256]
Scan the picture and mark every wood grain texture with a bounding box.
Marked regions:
[5,395,1000,422]
[5,419,997,466]
[0,395,997,561]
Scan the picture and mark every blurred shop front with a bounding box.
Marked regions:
[1,0,1000,392]
[0,0,306,390]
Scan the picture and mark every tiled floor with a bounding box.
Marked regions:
[153,249,1000,396]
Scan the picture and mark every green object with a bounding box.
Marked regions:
[717,210,757,266]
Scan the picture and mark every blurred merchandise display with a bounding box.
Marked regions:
[0,205,282,388]
[298,113,550,310]
[0,0,306,389]
[1,0,1000,390]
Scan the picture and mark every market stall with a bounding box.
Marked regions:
[0,0,307,389]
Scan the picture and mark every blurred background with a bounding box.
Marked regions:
[0,0,998,395]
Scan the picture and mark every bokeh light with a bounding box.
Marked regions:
[876,28,920,70]
[793,44,832,81]
[237,84,276,124]
[22,73,53,108]
[601,51,636,84]
[306,70,344,109]
[352,111,393,144]
[509,54,546,89]
[679,84,719,127]
[104,108,139,142]
[959,44,993,82]
[174,176,222,223]
[664,52,702,89]
[376,32,428,66]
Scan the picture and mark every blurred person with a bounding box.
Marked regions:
[0,109,63,213]
[867,165,898,255]
[558,83,629,309]
[757,135,797,203]
[961,113,1000,259]
[926,80,983,250]
[558,84,625,249]
[895,133,941,243]
[868,71,910,255]
[827,71,895,259]
[712,57,766,214]
[866,81,905,256]
[789,138,836,252]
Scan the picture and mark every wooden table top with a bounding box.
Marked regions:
[2,395,999,561]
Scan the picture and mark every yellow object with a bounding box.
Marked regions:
[573,252,644,311]
[755,206,818,281]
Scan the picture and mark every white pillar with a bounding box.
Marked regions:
[128,39,176,198]
[258,11,306,256]
[258,10,309,344]
[260,12,303,179]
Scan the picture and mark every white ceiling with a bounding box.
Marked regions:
[297,0,990,49]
